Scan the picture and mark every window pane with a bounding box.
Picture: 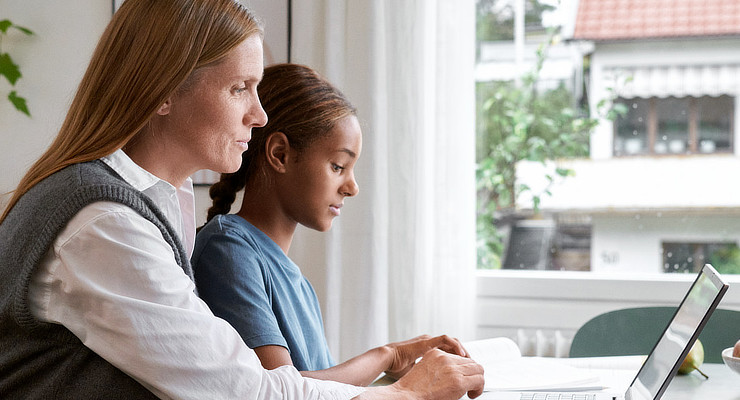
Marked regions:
[656,97,689,155]
[614,98,649,156]
[698,95,734,153]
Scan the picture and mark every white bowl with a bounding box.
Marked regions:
[722,347,740,375]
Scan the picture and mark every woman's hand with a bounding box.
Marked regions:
[383,334,469,380]
[392,348,485,399]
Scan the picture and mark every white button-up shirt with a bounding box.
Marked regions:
[27,150,365,400]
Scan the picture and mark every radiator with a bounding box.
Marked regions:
[515,329,572,357]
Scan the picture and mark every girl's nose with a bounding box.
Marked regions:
[343,174,359,197]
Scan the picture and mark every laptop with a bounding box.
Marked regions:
[485,263,729,400]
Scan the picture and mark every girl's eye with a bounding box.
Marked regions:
[331,163,344,172]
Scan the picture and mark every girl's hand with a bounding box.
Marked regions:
[384,334,469,380]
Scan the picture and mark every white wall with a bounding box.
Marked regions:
[517,156,740,210]
[0,1,218,224]
[0,1,110,209]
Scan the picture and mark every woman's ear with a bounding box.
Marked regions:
[265,132,291,173]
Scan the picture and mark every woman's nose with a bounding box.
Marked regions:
[248,100,268,128]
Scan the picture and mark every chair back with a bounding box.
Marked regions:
[569,306,740,363]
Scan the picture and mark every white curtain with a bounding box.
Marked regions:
[288,0,477,363]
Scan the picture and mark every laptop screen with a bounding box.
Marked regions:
[628,264,728,400]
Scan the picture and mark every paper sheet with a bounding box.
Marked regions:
[465,337,602,392]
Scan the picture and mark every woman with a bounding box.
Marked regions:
[193,63,471,387]
[0,0,483,399]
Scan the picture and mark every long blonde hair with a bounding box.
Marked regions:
[1,0,261,223]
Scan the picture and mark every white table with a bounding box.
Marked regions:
[662,363,739,400]
[376,357,739,399]
[468,357,739,400]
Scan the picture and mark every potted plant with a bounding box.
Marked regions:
[0,18,34,116]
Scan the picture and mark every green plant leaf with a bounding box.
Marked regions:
[0,53,22,85]
[0,19,33,35]
[13,25,34,36]
[555,167,574,177]
[0,19,11,33]
[8,91,30,116]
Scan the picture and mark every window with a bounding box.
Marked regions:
[614,96,734,156]
[663,242,740,274]
[474,0,740,351]
[475,0,740,276]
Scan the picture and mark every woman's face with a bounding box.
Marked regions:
[158,34,267,180]
[279,115,363,232]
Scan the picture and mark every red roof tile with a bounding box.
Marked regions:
[573,0,740,41]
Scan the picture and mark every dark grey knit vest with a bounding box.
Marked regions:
[0,160,194,399]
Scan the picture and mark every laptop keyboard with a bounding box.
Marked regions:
[519,394,596,400]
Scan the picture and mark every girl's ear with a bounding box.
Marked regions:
[156,99,172,116]
[265,132,291,173]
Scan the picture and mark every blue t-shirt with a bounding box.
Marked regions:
[192,214,335,371]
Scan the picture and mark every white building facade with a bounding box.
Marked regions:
[515,2,740,275]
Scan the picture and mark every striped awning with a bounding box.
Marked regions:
[604,64,740,98]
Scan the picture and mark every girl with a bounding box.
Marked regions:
[193,63,474,387]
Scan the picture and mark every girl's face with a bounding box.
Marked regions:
[158,34,267,180]
[280,115,362,232]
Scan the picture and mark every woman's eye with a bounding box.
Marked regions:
[233,83,250,94]
[331,163,344,172]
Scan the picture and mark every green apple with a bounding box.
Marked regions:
[678,339,708,378]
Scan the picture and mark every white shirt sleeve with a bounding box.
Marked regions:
[28,201,365,400]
